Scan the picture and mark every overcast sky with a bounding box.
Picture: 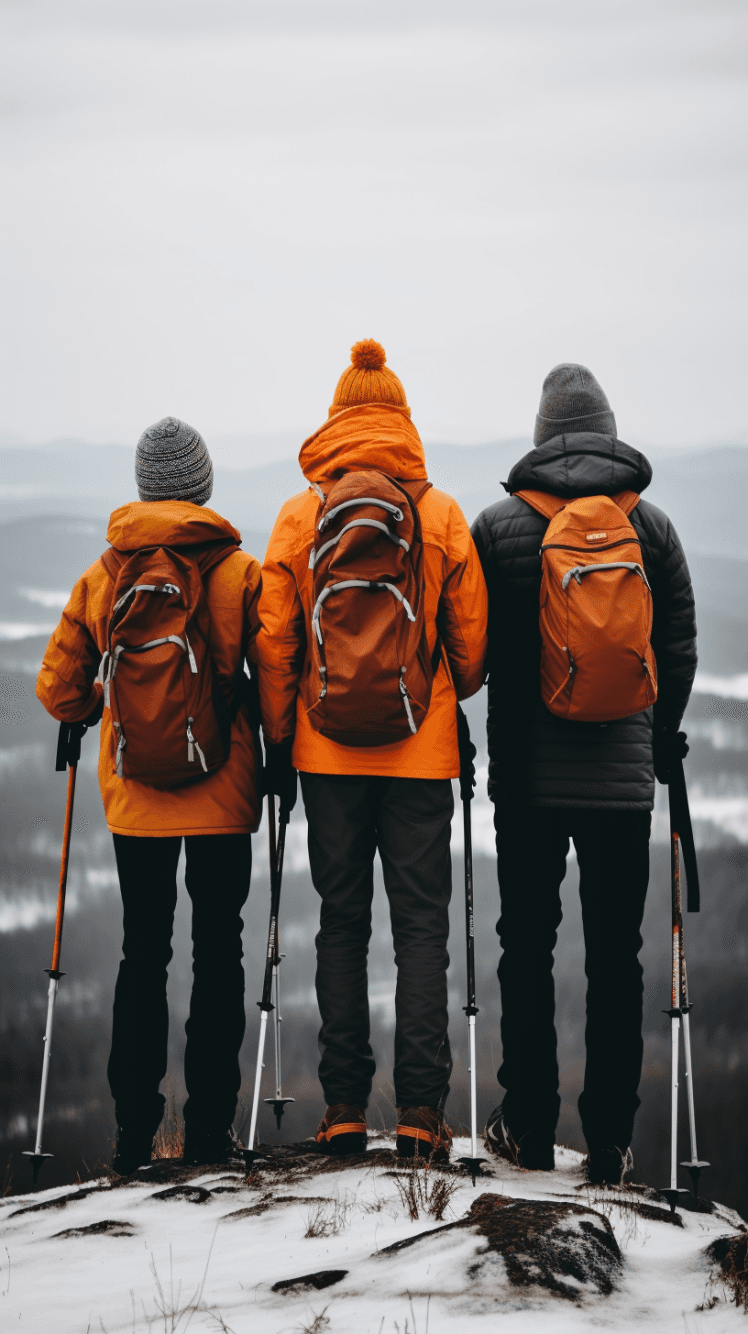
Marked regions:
[1,0,745,461]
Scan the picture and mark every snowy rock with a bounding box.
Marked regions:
[2,1134,746,1332]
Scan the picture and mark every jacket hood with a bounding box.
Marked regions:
[299,403,427,484]
[505,432,652,499]
[106,500,241,552]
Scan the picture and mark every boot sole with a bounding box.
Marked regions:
[318,1132,367,1156]
[396,1131,450,1163]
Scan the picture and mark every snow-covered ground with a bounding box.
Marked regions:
[2,1135,745,1333]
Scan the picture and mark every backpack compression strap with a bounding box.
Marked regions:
[515,489,641,518]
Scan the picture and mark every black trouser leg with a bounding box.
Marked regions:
[302,774,378,1108]
[377,778,454,1110]
[108,835,181,1133]
[574,811,650,1152]
[494,809,568,1139]
[182,834,252,1132]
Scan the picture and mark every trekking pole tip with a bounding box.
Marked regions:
[658,1186,690,1213]
[458,1156,485,1186]
[264,1097,296,1131]
[22,1150,54,1185]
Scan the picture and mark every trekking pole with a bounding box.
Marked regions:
[246,795,291,1163]
[264,807,295,1130]
[670,744,709,1202]
[659,739,708,1210]
[23,721,87,1184]
[455,706,483,1185]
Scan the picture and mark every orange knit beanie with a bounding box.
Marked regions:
[329,339,410,417]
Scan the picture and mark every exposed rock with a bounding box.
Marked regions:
[52,1219,135,1238]
[151,1184,212,1204]
[379,1194,622,1301]
[272,1269,349,1294]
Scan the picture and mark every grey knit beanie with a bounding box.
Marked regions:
[135,416,214,505]
[534,364,616,447]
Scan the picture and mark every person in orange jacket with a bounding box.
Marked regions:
[37,417,262,1174]
[257,341,487,1159]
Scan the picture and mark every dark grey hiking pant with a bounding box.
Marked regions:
[301,773,454,1111]
[494,807,651,1153]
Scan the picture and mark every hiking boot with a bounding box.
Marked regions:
[183,1125,246,1167]
[585,1145,634,1186]
[484,1104,555,1171]
[112,1125,155,1176]
[315,1104,367,1156]
[396,1106,452,1162]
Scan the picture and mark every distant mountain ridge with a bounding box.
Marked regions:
[1,439,748,559]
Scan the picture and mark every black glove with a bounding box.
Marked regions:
[83,691,104,727]
[653,728,689,785]
[456,706,477,804]
[263,741,298,813]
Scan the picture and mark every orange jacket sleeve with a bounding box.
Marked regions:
[36,565,104,723]
[256,493,312,744]
[436,496,488,701]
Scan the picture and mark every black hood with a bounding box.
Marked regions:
[505,432,652,499]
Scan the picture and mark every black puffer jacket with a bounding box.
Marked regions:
[471,433,697,810]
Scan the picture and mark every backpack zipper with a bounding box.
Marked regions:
[541,537,641,555]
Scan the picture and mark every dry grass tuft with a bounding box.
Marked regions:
[706,1233,748,1311]
[153,1105,185,1161]
[391,1164,459,1222]
[295,1310,331,1334]
[304,1195,352,1239]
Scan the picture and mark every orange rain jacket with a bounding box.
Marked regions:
[257,404,488,778]
[36,502,263,837]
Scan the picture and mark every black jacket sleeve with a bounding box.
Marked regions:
[634,500,698,732]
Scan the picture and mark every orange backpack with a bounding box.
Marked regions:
[516,489,658,722]
[98,540,237,787]
[302,469,436,747]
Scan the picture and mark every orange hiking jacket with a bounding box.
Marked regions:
[257,404,488,778]
[36,502,263,837]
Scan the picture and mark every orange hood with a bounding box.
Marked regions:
[106,501,241,552]
[299,404,427,484]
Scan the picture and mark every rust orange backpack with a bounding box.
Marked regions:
[98,539,238,787]
[302,469,436,747]
[516,489,658,722]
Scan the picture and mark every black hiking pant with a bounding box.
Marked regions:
[108,833,252,1136]
[494,808,651,1153]
[301,773,454,1112]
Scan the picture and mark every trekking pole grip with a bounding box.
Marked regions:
[456,705,477,805]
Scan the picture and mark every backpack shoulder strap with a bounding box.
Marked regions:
[611,490,641,516]
[399,479,433,506]
[193,538,241,579]
[513,489,566,519]
[100,547,126,583]
[516,488,641,519]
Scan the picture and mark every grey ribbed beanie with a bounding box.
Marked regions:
[135,417,214,505]
[534,364,616,447]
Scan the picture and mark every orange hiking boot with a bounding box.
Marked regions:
[396,1106,452,1162]
[315,1103,367,1156]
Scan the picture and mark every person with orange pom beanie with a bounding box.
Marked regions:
[257,340,487,1161]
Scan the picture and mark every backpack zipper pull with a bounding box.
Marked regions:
[399,667,418,735]
[186,717,208,772]
[113,723,126,778]
[185,635,198,674]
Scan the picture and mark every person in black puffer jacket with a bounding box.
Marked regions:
[471,363,697,1185]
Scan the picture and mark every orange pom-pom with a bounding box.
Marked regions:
[350,339,386,372]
